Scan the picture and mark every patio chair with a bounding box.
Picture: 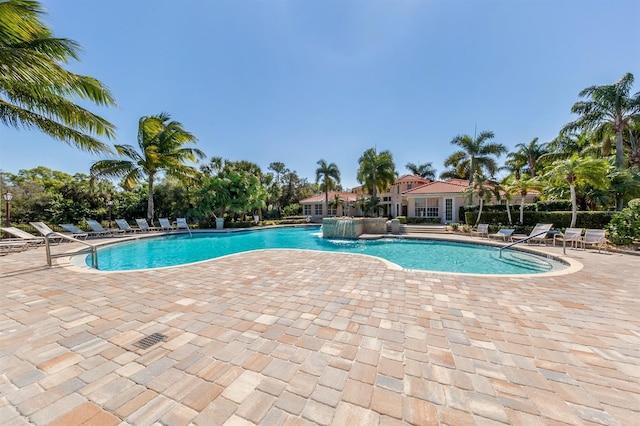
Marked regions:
[59,224,91,239]
[158,218,177,231]
[511,223,553,245]
[0,240,30,255]
[135,218,161,232]
[553,227,583,249]
[1,227,45,246]
[583,229,607,253]
[488,228,515,242]
[470,224,489,238]
[115,219,143,233]
[29,222,67,243]
[86,219,124,236]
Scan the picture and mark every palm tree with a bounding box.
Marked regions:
[543,155,610,227]
[442,131,507,186]
[506,138,548,178]
[563,72,640,171]
[329,194,345,216]
[405,162,436,180]
[506,176,540,225]
[0,0,117,153]
[464,173,501,225]
[357,148,397,202]
[315,159,340,216]
[91,113,205,221]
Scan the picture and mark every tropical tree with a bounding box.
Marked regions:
[543,155,610,227]
[563,72,640,172]
[442,130,507,186]
[329,193,345,216]
[464,173,501,225]
[506,137,548,178]
[505,176,540,224]
[315,159,340,216]
[0,0,117,152]
[91,113,205,221]
[357,148,396,201]
[405,162,436,180]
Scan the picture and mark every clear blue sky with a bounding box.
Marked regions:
[1,0,638,190]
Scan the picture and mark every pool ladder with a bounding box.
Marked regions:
[499,231,558,258]
[44,232,98,268]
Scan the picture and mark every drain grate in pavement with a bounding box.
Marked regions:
[133,332,167,350]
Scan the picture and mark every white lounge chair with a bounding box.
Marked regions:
[470,224,489,238]
[59,224,91,239]
[488,228,515,241]
[158,218,177,231]
[0,240,30,255]
[86,219,123,236]
[29,222,67,243]
[511,223,553,245]
[553,228,583,249]
[135,218,160,232]
[115,219,143,233]
[583,229,607,253]
[1,227,45,246]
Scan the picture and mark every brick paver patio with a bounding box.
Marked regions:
[0,232,639,425]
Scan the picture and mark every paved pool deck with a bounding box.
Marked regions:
[0,231,639,425]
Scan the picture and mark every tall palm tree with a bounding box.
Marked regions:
[315,159,340,216]
[543,155,610,227]
[91,113,205,220]
[442,131,507,186]
[357,148,397,201]
[563,72,640,171]
[405,162,436,180]
[505,176,540,224]
[506,137,548,178]
[0,0,117,153]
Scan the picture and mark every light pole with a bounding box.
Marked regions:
[3,191,13,227]
[107,200,113,229]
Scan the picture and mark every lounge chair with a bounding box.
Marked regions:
[176,218,192,236]
[115,219,143,233]
[553,227,583,249]
[470,224,489,238]
[583,229,607,253]
[59,224,91,239]
[488,228,515,242]
[86,219,124,236]
[135,218,160,232]
[511,223,553,245]
[0,240,30,255]
[29,222,67,243]
[158,218,177,231]
[1,227,45,246]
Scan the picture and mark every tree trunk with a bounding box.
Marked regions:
[147,174,154,221]
[475,198,483,225]
[615,130,625,211]
[506,199,512,225]
[570,184,577,227]
[520,197,525,225]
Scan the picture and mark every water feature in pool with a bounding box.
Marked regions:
[87,226,566,274]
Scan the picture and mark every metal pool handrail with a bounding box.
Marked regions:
[499,231,550,258]
[44,232,98,268]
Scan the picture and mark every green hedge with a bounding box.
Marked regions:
[464,211,615,231]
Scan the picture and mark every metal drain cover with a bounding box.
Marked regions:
[133,332,167,350]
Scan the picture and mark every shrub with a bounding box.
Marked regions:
[607,199,640,245]
[464,211,614,230]
[536,200,572,211]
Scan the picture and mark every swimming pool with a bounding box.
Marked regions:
[87,226,568,274]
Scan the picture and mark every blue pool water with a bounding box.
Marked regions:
[89,226,565,274]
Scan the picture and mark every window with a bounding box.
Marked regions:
[414,199,426,217]
[328,206,337,216]
[407,184,412,190]
[426,198,439,217]
[314,204,323,215]
[303,205,311,216]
